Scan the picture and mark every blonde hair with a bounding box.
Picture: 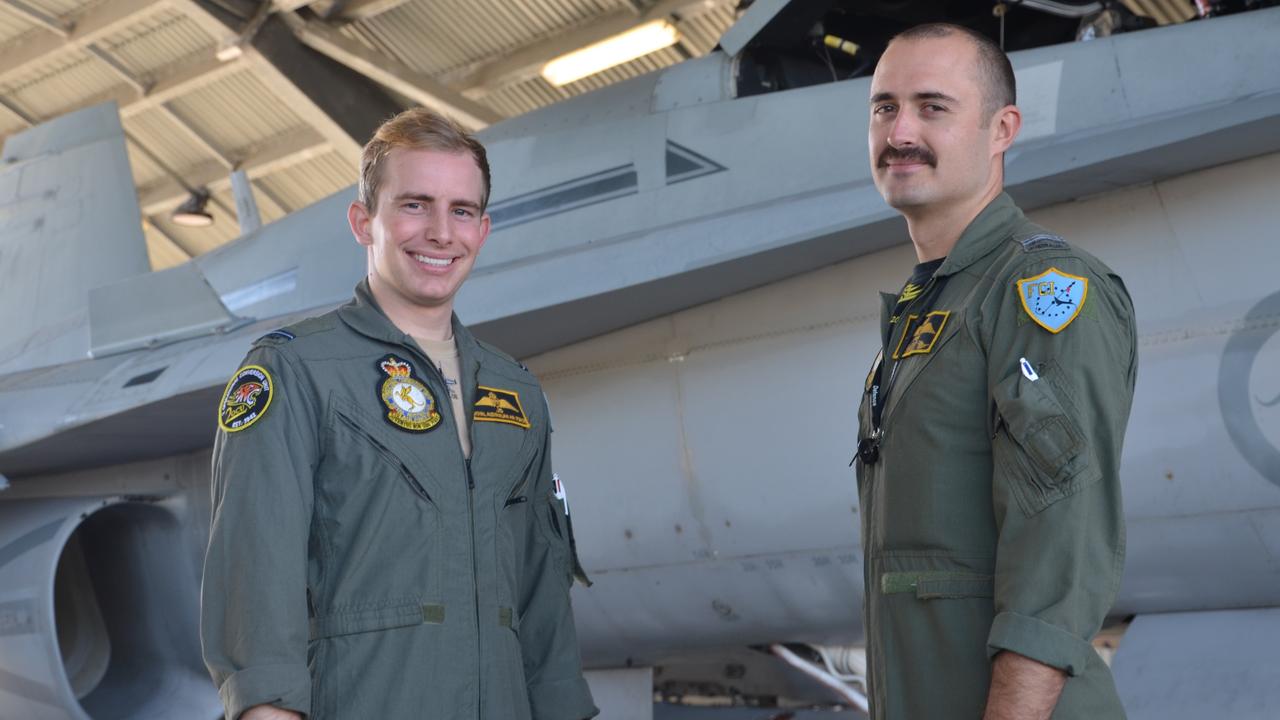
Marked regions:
[358,108,492,213]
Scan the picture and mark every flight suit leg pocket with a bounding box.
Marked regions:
[878,563,995,718]
[992,361,1100,517]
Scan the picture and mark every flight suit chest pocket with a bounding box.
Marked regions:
[326,398,442,509]
[991,360,1100,517]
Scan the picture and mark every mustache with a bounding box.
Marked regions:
[878,146,937,168]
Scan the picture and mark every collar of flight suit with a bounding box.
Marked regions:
[338,278,485,362]
[934,192,1024,278]
[336,279,486,427]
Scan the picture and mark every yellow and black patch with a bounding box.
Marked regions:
[218,365,273,432]
[473,386,530,429]
[893,310,951,359]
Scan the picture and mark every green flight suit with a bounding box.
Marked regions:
[855,194,1137,719]
[201,280,598,720]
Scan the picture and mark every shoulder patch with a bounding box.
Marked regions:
[253,329,296,346]
[1016,267,1088,333]
[1018,233,1067,252]
[218,365,274,432]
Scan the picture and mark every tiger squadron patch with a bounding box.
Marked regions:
[219,365,273,432]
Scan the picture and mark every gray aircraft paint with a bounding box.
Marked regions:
[1219,289,1280,486]
[1,7,1279,719]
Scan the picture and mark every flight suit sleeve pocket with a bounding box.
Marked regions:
[992,361,1100,517]
[539,492,592,587]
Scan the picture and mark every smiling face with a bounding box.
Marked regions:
[348,148,490,319]
[868,34,1012,214]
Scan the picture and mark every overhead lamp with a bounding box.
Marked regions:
[542,19,680,87]
[172,189,214,227]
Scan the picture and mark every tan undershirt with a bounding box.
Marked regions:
[414,335,470,459]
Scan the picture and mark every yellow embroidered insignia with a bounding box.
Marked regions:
[377,355,441,433]
[219,365,273,432]
[1017,267,1088,333]
[473,386,531,429]
[893,310,951,359]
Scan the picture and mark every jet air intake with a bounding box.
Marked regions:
[0,497,220,719]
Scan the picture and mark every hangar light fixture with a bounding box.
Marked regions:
[542,20,680,87]
[172,189,214,227]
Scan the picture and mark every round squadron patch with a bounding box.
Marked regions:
[218,365,273,432]
[377,355,441,433]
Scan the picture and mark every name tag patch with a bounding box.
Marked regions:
[377,355,441,433]
[473,386,531,429]
[893,310,951,359]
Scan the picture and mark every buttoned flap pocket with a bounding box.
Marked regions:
[991,360,1100,517]
[309,601,446,640]
[881,571,994,600]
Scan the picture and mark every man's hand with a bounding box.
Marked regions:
[982,650,1067,720]
[241,705,302,720]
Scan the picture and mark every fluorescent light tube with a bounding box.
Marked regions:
[542,20,680,87]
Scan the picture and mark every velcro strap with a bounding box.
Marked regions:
[309,602,445,640]
[881,571,994,599]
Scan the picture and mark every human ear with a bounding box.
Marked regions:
[348,201,373,247]
[992,104,1023,154]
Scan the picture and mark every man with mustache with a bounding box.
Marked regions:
[854,24,1137,720]
[201,108,597,720]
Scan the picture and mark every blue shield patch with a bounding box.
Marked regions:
[1016,267,1088,333]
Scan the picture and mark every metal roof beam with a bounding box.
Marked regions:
[320,0,409,21]
[138,127,328,214]
[159,103,233,167]
[0,96,35,126]
[126,52,245,114]
[0,0,169,85]
[66,52,247,120]
[285,14,501,130]
[170,0,402,167]
[1,0,72,35]
[86,45,149,93]
[450,0,725,96]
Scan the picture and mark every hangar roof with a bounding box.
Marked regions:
[0,0,737,269]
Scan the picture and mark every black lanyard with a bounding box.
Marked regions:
[860,273,948,465]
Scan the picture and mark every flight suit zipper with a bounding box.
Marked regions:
[410,341,483,719]
[466,457,482,718]
[863,275,944,463]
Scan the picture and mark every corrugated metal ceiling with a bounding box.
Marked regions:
[0,0,740,271]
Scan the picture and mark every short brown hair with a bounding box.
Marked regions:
[891,23,1016,124]
[358,108,492,213]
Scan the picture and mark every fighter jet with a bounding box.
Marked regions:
[1,1,1279,718]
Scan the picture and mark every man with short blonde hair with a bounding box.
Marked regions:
[202,107,598,720]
